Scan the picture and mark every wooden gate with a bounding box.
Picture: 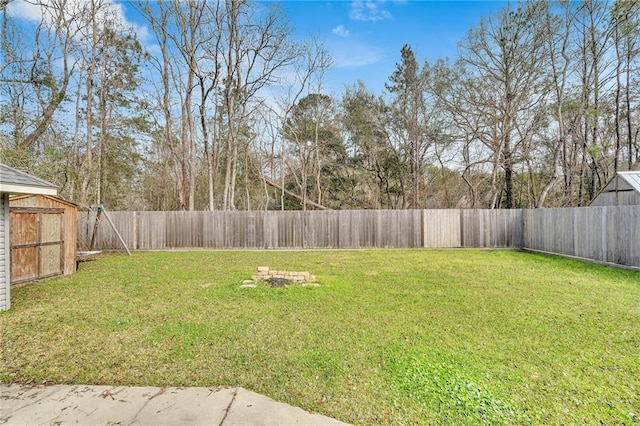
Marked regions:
[10,207,65,284]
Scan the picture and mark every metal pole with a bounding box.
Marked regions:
[100,204,132,256]
[89,207,102,250]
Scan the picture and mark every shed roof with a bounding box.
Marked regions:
[598,171,640,194]
[617,171,640,193]
[589,170,640,206]
[0,163,57,196]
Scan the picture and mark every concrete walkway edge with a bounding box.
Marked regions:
[0,384,351,425]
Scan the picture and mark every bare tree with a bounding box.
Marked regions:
[457,2,549,208]
[217,1,297,210]
[538,2,575,207]
[0,0,80,166]
[573,0,615,203]
[611,0,640,171]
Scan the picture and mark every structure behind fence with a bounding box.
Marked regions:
[78,206,639,268]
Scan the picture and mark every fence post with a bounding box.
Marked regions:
[521,209,528,249]
[459,209,465,247]
[422,210,426,248]
[601,207,607,262]
[132,211,137,250]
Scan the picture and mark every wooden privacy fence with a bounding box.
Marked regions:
[78,206,638,268]
[524,206,639,268]
[78,209,522,250]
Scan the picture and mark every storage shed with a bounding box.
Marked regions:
[10,194,77,283]
[1,164,58,311]
[590,171,640,206]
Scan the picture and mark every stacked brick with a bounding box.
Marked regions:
[252,266,315,283]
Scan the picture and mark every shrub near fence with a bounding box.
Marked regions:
[78,206,639,268]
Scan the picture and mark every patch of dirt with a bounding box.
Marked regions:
[266,277,291,288]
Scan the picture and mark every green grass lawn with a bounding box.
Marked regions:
[1,249,639,425]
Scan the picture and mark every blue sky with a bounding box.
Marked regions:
[279,1,508,94]
[7,0,508,96]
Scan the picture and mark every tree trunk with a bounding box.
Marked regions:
[504,145,514,209]
[80,7,99,207]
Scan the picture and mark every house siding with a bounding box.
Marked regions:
[1,192,9,311]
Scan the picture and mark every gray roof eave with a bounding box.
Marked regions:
[0,163,58,195]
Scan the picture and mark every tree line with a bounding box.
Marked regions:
[1,0,638,210]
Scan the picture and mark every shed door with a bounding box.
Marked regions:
[10,208,64,284]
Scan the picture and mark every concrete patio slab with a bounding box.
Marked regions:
[223,387,346,425]
[0,384,350,426]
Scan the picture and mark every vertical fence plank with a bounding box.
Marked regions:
[137,211,166,250]
[423,209,461,248]
[264,211,276,249]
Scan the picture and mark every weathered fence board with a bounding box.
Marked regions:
[607,206,639,267]
[523,206,639,268]
[461,209,522,248]
[423,210,460,248]
[78,207,639,268]
[137,211,166,249]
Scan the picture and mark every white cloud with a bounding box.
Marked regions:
[332,25,350,38]
[349,0,392,22]
[330,40,384,68]
[6,0,43,21]
[6,0,152,45]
